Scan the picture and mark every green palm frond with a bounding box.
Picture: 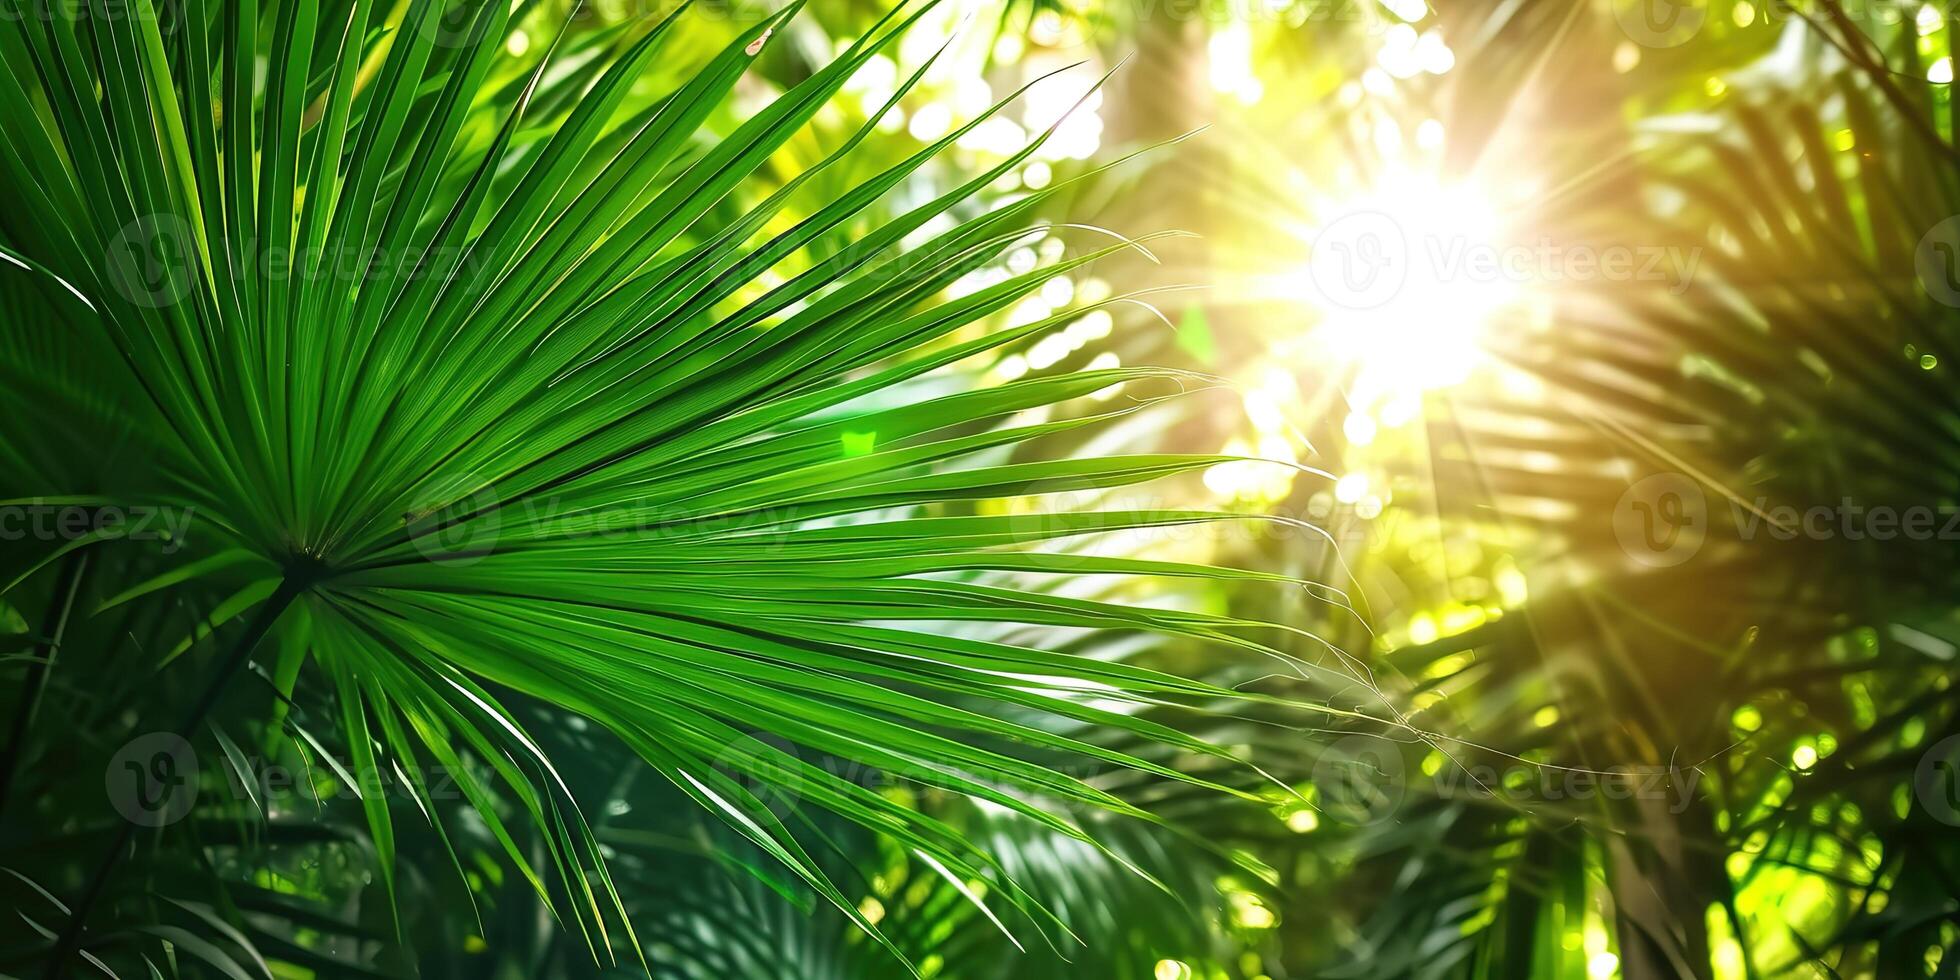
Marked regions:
[0,0,1380,974]
[607,796,1249,980]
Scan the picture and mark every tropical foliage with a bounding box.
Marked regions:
[4,0,1960,977]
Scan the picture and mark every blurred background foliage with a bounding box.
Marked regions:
[4,0,1960,977]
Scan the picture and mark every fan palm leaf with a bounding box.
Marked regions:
[0,0,1375,972]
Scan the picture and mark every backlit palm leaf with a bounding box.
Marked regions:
[0,0,1361,972]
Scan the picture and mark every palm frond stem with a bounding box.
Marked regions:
[43,567,316,976]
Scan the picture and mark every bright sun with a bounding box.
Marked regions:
[1293,171,1519,406]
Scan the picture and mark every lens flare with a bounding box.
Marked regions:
[1291,172,1520,405]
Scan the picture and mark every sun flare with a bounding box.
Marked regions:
[1295,171,1520,406]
